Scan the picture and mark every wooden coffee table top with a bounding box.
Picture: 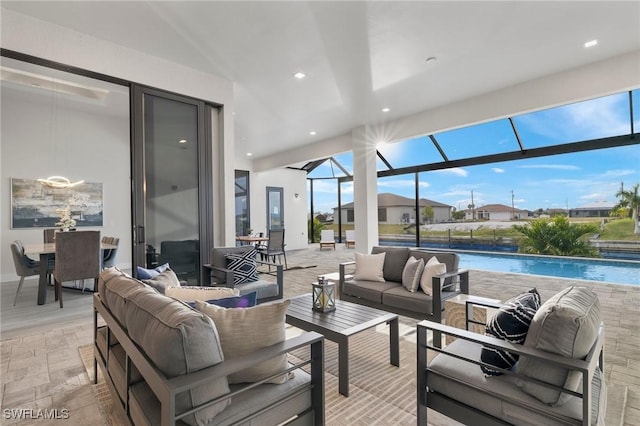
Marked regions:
[286,294,398,338]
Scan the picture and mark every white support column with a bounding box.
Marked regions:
[352,126,378,253]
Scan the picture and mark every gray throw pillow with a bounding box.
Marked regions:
[517,286,601,406]
[401,256,425,292]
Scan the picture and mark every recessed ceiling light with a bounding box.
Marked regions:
[425,56,437,64]
[309,131,317,136]
[246,152,253,157]
[178,139,187,144]
[381,107,390,112]
[293,72,306,79]
[584,39,598,48]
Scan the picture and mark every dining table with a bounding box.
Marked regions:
[23,242,119,305]
[235,235,269,245]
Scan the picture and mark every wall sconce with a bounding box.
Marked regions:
[294,193,299,199]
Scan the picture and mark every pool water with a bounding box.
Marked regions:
[456,251,640,286]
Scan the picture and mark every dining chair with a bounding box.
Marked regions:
[10,241,46,306]
[53,230,101,308]
[101,236,120,269]
[257,229,287,270]
[43,228,59,285]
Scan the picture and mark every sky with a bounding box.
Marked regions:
[308,90,640,214]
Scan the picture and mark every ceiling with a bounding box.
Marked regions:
[2,1,640,163]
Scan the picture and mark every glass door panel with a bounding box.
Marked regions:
[267,186,284,231]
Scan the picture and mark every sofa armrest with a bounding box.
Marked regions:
[254,260,284,298]
[339,261,356,295]
[210,265,235,287]
[417,320,604,394]
[166,331,325,424]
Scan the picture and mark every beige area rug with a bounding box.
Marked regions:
[79,327,453,426]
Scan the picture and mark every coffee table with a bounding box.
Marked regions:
[286,294,399,396]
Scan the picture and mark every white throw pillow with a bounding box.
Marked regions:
[420,256,447,295]
[354,252,386,282]
[195,299,292,384]
[402,256,425,292]
[166,286,239,302]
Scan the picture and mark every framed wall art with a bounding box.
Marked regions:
[11,178,103,229]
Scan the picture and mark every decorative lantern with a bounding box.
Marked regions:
[312,276,336,313]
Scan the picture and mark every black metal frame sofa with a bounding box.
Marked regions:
[417,286,606,426]
[94,268,325,426]
[338,246,469,323]
[209,246,284,304]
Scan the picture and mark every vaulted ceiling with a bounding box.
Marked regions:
[2,1,639,167]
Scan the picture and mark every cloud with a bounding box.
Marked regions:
[518,164,580,170]
[491,168,505,173]
[597,169,637,179]
[580,193,603,200]
[433,167,468,177]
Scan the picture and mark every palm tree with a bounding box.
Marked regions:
[615,183,640,234]
[513,216,599,257]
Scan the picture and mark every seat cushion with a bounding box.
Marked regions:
[129,366,312,426]
[195,299,292,384]
[517,286,601,406]
[428,339,606,425]
[382,285,434,315]
[125,290,231,425]
[342,279,399,304]
[372,246,409,283]
[235,279,279,301]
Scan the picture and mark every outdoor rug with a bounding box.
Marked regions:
[79,325,456,425]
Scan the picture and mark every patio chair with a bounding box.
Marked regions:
[319,230,336,250]
[345,230,355,248]
[257,229,287,270]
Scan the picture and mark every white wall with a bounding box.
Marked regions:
[1,81,131,281]
[1,9,236,281]
[250,168,308,251]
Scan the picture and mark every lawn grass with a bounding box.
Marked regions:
[600,218,640,241]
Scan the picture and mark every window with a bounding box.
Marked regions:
[235,170,250,236]
[378,208,387,222]
[347,209,354,222]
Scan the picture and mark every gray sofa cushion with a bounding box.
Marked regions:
[382,285,434,316]
[428,339,606,425]
[342,279,399,304]
[235,279,279,300]
[129,367,313,426]
[372,246,409,283]
[124,289,231,425]
[517,286,601,406]
[101,271,151,328]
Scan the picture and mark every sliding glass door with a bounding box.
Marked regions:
[132,87,213,284]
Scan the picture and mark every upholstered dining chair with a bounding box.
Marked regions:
[10,241,46,306]
[43,228,57,284]
[53,230,101,308]
[101,236,120,269]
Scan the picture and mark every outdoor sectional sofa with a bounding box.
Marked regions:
[338,246,469,330]
[93,267,324,426]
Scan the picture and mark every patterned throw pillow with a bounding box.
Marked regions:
[481,288,541,376]
[226,249,259,285]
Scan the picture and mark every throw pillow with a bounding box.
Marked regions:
[225,249,259,285]
[142,269,181,294]
[480,288,541,376]
[166,286,239,302]
[419,256,447,295]
[136,263,170,280]
[195,299,292,384]
[517,286,601,406]
[354,252,386,282]
[187,291,257,309]
[402,256,425,292]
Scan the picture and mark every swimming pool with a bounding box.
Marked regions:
[456,251,640,286]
